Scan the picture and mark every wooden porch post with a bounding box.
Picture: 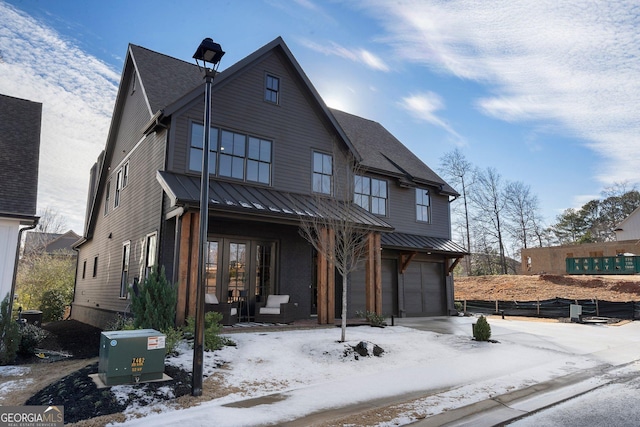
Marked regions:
[374,232,382,314]
[327,228,335,323]
[365,232,382,315]
[316,227,336,325]
[176,211,200,325]
[317,227,327,324]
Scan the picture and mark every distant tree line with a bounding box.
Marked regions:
[438,149,639,276]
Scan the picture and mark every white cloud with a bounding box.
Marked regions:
[399,92,464,144]
[0,2,119,233]
[300,39,390,72]
[358,0,640,187]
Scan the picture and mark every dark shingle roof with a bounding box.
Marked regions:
[330,109,457,195]
[0,94,41,218]
[129,45,203,113]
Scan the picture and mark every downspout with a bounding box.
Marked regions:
[9,219,39,318]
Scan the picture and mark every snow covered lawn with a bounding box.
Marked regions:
[119,319,610,426]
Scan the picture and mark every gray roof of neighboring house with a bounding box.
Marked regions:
[330,109,458,195]
[0,94,41,220]
[23,230,81,255]
[157,171,393,231]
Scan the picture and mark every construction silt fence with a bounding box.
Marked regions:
[460,298,640,320]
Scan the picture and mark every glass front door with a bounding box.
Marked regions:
[206,237,277,320]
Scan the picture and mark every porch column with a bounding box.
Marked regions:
[176,211,200,325]
[365,232,382,315]
[316,227,335,324]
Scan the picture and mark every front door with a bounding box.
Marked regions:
[207,237,276,320]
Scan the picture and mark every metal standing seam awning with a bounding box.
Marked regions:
[156,171,393,231]
[381,232,468,256]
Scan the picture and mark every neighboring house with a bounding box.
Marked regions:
[0,94,41,303]
[615,206,640,241]
[23,230,81,257]
[71,37,466,329]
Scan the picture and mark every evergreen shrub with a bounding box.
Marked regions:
[473,315,491,341]
[18,323,48,356]
[39,289,67,322]
[0,296,20,365]
[184,312,234,351]
[129,266,177,332]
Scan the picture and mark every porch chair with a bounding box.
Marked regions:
[204,294,238,326]
[254,294,296,324]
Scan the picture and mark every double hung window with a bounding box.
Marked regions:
[416,188,431,222]
[312,152,332,194]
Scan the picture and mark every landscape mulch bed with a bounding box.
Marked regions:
[18,320,192,424]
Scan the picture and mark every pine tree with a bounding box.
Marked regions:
[0,295,20,365]
[130,266,177,331]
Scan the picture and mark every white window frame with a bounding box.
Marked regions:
[120,241,131,298]
[145,232,158,279]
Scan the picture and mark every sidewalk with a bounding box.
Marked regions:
[410,366,611,426]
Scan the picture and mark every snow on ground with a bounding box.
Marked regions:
[509,363,640,427]
[112,317,640,427]
[3,317,640,426]
[0,365,33,404]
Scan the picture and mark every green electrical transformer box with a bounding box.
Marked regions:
[99,329,166,386]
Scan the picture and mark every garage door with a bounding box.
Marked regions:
[349,258,398,317]
[403,262,446,316]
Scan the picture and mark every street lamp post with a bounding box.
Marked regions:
[192,37,225,397]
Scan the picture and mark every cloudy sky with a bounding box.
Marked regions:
[1,0,639,234]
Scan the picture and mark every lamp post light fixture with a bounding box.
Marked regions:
[192,37,225,397]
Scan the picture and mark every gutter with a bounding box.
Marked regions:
[9,218,39,318]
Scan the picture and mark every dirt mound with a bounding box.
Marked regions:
[454,274,640,302]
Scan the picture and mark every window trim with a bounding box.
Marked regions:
[312,151,333,195]
[120,241,131,298]
[265,73,280,104]
[354,174,388,216]
[145,232,158,279]
[92,255,99,278]
[189,122,273,185]
[416,188,431,223]
[104,180,111,216]
[122,162,129,188]
[114,169,122,209]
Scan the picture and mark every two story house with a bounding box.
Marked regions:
[71,37,466,329]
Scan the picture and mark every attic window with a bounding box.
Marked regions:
[265,74,279,104]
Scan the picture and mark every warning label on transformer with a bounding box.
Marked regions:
[147,335,166,350]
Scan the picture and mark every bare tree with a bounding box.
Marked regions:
[471,167,508,274]
[439,149,474,275]
[297,151,372,342]
[36,207,68,234]
[503,181,541,250]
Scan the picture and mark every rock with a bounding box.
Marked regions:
[351,341,384,358]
